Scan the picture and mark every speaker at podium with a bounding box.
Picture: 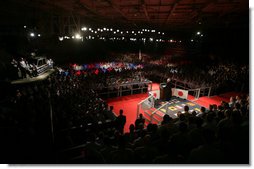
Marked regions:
[159,83,167,100]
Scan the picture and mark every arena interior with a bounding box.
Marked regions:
[0,0,250,164]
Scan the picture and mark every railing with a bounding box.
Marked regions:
[170,79,212,99]
[199,87,212,97]
[171,79,192,90]
[96,80,152,98]
[188,86,212,100]
[137,94,155,119]
[150,102,170,124]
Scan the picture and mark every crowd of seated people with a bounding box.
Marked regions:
[0,72,118,163]
[57,60,248,96]
[56,62,149,98]
[0,64,249,163]
[143,63,249,93]
[56,94,249,164]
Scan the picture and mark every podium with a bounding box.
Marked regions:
[159,83,167,100]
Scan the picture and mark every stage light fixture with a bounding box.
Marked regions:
[75,33,82,39]
[30,32,35,37]
[81,27,87,31]
[197,31,201,35]
[38,34,41,37]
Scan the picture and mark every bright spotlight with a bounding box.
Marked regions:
[38,34,41,37]
[24,25,27,29]
[81,27,87,31]
[75,33,82,39]
[149,38,153,42]
[30,33,35,37]
[197,31,201,35]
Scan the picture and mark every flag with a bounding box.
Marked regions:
[173,88,188,99]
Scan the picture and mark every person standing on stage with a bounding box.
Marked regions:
[165,78,172,101]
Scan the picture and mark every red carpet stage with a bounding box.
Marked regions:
[107,83,241,133]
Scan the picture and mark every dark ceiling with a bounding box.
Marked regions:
[0,0,249,34]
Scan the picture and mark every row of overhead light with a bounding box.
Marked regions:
[58,26,203,43]
[23,24,204,43]
[58,26,168,42]
[58,35,182,43]
[81,26,165,35]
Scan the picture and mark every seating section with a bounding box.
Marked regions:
[0,62,249,164]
